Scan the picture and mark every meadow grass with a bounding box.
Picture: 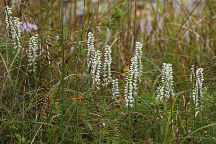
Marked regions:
[0,0,216,143]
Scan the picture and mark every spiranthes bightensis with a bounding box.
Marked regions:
[28,34,39,72]
[134,42,143,80]
[87,32,95,72]
[112,78,120,102]
[12,17,22,51]
[91,50,102,86]
[156,63,175,102]
[5,6,12,37]
[5,6,22,54]
[124,56,139,107]
[190,65,204,108]
[103,45,112,86]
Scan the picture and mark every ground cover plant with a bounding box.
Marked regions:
[0,0,216,143]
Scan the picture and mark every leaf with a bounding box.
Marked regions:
[123,65,129,73]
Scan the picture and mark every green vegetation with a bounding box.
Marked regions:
[0,0,216,143]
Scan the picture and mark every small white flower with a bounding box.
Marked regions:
[188,129,192,133]
[156,63,175,101]
[103,45,112,86]
[102,123,106,126]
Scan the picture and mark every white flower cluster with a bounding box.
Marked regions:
[86,32,103,87]
[87,32,95,70]
[134,42,143,79]
[103,45,112,86]
[190,65,204,108]
[91,50,102,86]
[28,35,39,72]
[5,6,22,53]
[124,56,139,107]
[112,78,120,100]
[156,63,175,101]
[5,6,12,34]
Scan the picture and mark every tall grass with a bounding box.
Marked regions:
[0,0,216,143]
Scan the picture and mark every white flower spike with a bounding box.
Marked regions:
[91,50,102,86]
[112,78,120,101]
[124,56,139,107]
[103,45,112,86]
[156,63,175,101]
[28,34,39,72]
[135,42,143,80]
[190,65,204,108]
[87,32,95,71]
[5,6,22,53]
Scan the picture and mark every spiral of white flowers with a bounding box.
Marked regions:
[87,32,95,71]
[5,6,12,35]
[12,17,22,51]
[112,78,120,100]
[190,65,204,108]
[124,56,139,107]
[103,45,112,86]
[156,63,175,101]
[135,42,143,80]
[28,35,39,72]
[5,6,22,53]
[91,50,102,86]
